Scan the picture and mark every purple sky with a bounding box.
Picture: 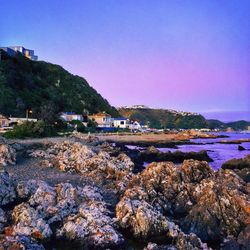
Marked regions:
[1,0,250,119]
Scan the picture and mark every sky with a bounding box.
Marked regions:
[1,0,250,120]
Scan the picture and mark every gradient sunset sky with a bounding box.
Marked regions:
[1,0,250,120]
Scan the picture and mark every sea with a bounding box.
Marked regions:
[159,132,250,170]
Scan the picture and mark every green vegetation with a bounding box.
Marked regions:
[0,50,119,119]
[3,121,56,139]
[119,108,208,129]
[207,119,250,130]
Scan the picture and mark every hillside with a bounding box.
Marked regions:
[118,107,208,129]
[0,50,119,118]
[207,119,250,130]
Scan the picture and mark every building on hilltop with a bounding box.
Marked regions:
[0,46,38,60]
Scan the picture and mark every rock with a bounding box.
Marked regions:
[116,196,172,239]
[182,169,249,243]
[12,203,53,240]
[0,235,45,250]
[147,146,160,154]
[137,149,213,165]
[70,131,100,145]
[222,154,250,182]
[117,159,249,248]
[31,141,134,192]
[238,145,246,151]
[16,180,48,199]
[9,178,125,249]
[144,232,211,250]
[0,142,16,167]
[57,201,124,248]
[0,208,7,233]
[237,224,250,249]
[0,171,16,206]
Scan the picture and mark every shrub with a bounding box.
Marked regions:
[3,121,57,139]
[70,120,86,133]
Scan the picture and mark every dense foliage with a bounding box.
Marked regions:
[0,50,119,118]
[119,108,208,129]
[3,121,56,139]
[207,119,250,131]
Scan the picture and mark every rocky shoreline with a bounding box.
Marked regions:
[0,134,249,249]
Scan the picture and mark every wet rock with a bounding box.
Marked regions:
[0,235,45,250]
[0,142,16,167]
[238,145,246,151]
[137,149,213,165]
[222,154,250,182]
[0,171,16,206]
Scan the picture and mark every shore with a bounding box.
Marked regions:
[0,134,249,249]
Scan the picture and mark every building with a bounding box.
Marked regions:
[9,117,38,125]
[60,112,83,122]
[0,46,38,60]
[0,114,10,128]
[112,118,130,129]
[88,112,112,127]
[128,121,142,131]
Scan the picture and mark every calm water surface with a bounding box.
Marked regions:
[159,132,250,170]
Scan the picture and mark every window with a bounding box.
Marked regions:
[120,121,124,125]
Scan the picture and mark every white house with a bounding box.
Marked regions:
[60,112,83,122]
[128,121,142,131]
[112,118,129,129]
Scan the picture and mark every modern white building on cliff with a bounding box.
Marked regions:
[0,46,38,60]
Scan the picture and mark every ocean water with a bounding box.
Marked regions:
[159,132,250,170]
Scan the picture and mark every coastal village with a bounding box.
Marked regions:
[0,110,146,132]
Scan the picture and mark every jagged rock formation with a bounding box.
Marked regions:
[31,141,134,192]
[0,172,124,249]
[116,160,250,249]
